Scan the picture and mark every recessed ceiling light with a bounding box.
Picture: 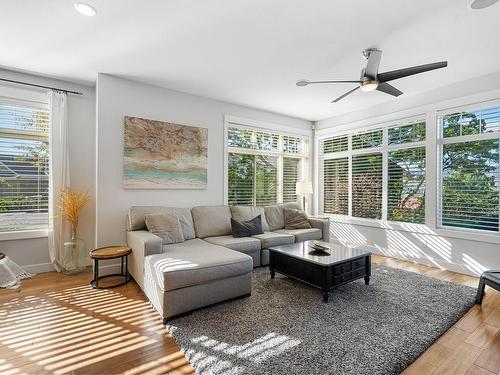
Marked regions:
[74,2,97,16]
[469,0,498,9]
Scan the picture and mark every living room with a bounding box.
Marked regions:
[1,1,500,374]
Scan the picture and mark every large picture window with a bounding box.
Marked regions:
[227,124,308,206]
[320,119,426,224]
[0,98,49,232]
[439,105,500,232]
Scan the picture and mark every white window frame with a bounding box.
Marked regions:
[223,114,311,205]
[0,87,49,241]
[436,99,500,234]
[318,115,426,223]
[314,90,500,245]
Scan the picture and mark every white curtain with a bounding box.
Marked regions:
[48,91,70,272]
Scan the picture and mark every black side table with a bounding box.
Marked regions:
[89,246,132,289]
[476,270,500,304]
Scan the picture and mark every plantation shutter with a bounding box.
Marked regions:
[351,153,383,219]
[0,100,49,231]
[255,155,278,205]
[387,147,426,224]
[228,153,254,205]
[323,157,348,215]
[440,139,499,231]
[283,157,300,203]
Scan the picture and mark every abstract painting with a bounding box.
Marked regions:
[124,116,208,189]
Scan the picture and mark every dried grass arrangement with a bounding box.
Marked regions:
[59,188,90,238]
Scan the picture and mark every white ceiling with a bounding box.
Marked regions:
[1,0,500,121]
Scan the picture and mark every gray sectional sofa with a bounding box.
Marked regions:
[126,203,329,322]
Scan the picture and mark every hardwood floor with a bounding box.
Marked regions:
[0,255,499,374]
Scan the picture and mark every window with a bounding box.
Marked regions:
[227,125,308,206]
[323,158,348,215]
[0,99,49,232]
[439,105,500,232]
[320,118,426,224]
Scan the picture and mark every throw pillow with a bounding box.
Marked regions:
[231,215,264,238]
[283,208,312,229]
[145,214,185,244]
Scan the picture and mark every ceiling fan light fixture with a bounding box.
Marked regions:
[74,2,97,16]
[360,81,379,92]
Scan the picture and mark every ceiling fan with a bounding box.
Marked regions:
[296,48,447,103]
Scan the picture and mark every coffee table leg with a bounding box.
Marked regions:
[270,268,275,279]
[322,290,329,303]
[364,276,370,285]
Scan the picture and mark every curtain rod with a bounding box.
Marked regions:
[0,77,84,96]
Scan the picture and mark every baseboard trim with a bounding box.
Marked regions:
[23,262,56,274]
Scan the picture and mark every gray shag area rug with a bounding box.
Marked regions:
[166,265,476,375]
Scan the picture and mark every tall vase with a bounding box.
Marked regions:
[63,229,87,275]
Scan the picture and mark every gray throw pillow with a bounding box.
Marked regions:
[283,208,312,229]
[231,215,264,238]
[145,214,185,244]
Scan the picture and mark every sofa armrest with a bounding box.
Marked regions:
[308,217,330,242]
[127,230,163,290]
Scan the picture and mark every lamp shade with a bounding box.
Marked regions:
[295,181,313,195]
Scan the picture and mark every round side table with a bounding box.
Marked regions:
[89,246,132,289]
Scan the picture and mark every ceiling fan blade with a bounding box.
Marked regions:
[297,79,361,86]
[376,82,403,97]
[364,49,382,79]
[377,61,448,83]
[331,86,359,103]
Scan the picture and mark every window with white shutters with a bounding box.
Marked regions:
[283,157,301,203]
[0,99,49,232]
[387,147,425,224]
[226,125,308,206]
[323,158,348,215]
[438,104,500,232]
[320,118,426,224]
[352,153,383,219]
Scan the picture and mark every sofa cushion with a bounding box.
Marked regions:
[127,206,195,240]
[264,203,302,231]
[283,208,312,229]
[251,231,294,248]
[192,206,232,238]
[231,215,264,238]
[204,235,262,253]
[145,239,252,292]
[145,214,185,244]
[230,206,269,232]
[275,228,322,242]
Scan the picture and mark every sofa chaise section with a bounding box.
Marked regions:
[144,238,252,321]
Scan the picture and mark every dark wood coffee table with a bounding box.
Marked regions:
[269,240,372,302]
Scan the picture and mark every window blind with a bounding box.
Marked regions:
[388,121,426,144]
[228,153,254,205]
[387,147,425,224]
[323,157,348,215]
[283,157,300,203]
[322,135,348,154]
[0,101,49,232]
[255,155,278,205]
[443,106,500,138]
[351,153,383,219]
[352,130,383,150]
[227,125,308,207]
[440,139,499,231]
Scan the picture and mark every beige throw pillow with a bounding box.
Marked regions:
[145,214,185,244]
[283,208,312,229]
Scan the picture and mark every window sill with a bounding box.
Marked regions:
[325,215,500,245]
[0,229,48,241]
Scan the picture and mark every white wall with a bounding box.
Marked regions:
[314,72,500,276]
[0,69,95,273]
[95,74,311,247]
